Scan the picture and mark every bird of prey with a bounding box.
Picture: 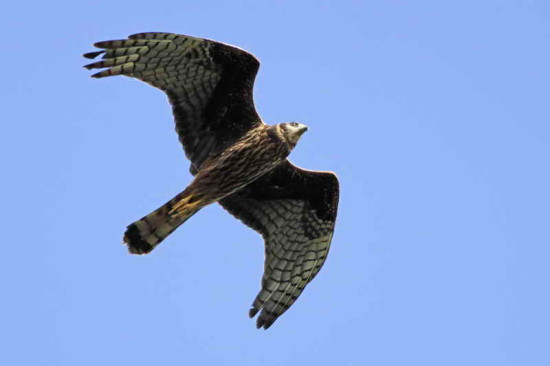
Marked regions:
[83,32,339,329]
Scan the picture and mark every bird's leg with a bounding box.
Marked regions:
[168,193,204,218]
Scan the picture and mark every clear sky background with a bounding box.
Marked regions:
[1,1,549,365]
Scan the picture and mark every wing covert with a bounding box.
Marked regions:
[219,161,339,329]
[84,32,262,173]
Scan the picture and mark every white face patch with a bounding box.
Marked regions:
[282,122,308,146]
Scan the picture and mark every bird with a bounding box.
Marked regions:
[83,32,339,329]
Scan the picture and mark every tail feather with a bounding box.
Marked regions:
[123,190,202,254]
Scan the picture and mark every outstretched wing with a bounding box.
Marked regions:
[219,161,339,329]
[84,32,262,173]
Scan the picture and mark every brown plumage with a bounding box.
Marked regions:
[124,123,303,254]
[84,32,339,329]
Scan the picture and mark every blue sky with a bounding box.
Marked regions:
[1,1,549,365]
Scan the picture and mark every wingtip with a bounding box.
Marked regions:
[90,69,112,79]
[255,317,273,330]
[249,307,259,318]
[128,32,148,40]
[83,50,104,59]
[92,41,106,49]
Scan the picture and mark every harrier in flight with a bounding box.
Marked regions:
[84,32,339,329]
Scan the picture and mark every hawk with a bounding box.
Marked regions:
[84,32,339,329]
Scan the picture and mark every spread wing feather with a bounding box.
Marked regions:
[220,161,339,329]
[84,32,262,173]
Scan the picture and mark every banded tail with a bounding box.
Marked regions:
[123,189,204,254]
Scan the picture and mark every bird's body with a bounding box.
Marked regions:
[84,32,339,329]
[186,124,293,204]
[125,123,304,255]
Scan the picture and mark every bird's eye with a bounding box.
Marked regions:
[290,122,299,127]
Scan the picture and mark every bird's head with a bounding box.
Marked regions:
[277,122,308,148]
